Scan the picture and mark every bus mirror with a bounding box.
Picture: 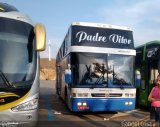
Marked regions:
[34,23,46,51]
[135,70,141,88]
[65,69,72,84]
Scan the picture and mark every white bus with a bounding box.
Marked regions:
[56,22,136,112]
[0,3,46,126]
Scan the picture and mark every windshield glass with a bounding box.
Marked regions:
[71,52,134,88]
[0,17,36,88]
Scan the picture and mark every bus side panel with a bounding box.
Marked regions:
[138,91,148,107]
[58,56,70,102]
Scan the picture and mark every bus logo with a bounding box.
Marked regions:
[76,31,132,45]
[147,48,158,58]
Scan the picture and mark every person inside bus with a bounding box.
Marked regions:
[148,74,160,127]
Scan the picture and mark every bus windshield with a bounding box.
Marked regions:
[71,52,134,88]
[0,17,36,89]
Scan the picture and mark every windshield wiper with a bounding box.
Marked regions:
[92,63,108,88]
[0,70,15,88]
[113,70,125,89]
[119,79,124,90]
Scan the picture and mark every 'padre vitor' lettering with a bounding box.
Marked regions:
[76,31,132,45]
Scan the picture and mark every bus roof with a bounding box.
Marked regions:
[72,22,132,31]
[0,3,34,26]
[136,40,160,49]
[0,2,18,12]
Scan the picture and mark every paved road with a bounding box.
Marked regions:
[36,80,151,127]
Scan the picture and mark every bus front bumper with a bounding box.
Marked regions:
[0,109,38,127]
[71,98,136,112]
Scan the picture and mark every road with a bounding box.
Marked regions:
[36,80,151,127]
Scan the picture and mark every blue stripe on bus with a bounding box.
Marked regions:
[71,98,136,112]
[44,95,54,121]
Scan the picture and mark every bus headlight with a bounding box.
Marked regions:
[11,98,38,112]
[72,93,89,97]
[125,93,129,97]
[77,93,89,97]
[130,93,135,97]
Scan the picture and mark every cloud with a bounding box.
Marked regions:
[41,0,160,59]
[98,0,160,46]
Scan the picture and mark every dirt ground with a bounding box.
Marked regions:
[40,58,56,80]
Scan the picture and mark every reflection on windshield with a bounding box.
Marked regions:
[108,54,134,87]
[71,53,134,88]
[0,17,36,88]
[80,63,111,85]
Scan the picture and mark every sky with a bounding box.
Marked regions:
[1,0,160,58]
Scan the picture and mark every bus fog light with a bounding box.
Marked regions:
[129,102,133,105]
[77,102,82,106]
[83,102,87,106]
[11,98,38,112]
[125,102,129,105]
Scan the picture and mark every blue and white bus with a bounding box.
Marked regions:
[56,22,136,112]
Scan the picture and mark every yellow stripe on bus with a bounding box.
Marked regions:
[0,91,30,111]
[0,93,20,98]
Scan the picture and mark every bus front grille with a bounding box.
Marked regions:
[91,93,105,97]
[91,93,122,97]
[109,93,122,97]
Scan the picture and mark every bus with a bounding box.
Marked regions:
[0,3,46,126]
[56,22,136,112]
[135,41,160,107]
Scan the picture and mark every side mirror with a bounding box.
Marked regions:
[34,23,46,51]
[135,70,141,88]
[65,69,72,85]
